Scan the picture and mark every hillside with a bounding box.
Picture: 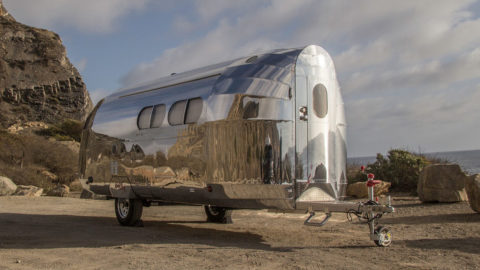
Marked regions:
[0,0,92,128]
[0,1,92,191]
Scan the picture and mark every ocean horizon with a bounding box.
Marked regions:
[347,149,480,175]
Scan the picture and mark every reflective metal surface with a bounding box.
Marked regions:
[295,45,347,201]
[79,45,347,210]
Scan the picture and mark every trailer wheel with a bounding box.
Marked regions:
[115,198,143,226]
[204,205,232,224]
[374,226,392,247]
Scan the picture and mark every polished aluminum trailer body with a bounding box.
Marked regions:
[80,45,394,246]
[80,45,347,210]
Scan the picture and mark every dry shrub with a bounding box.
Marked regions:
[0,130,78,189]
[35,119,83,142]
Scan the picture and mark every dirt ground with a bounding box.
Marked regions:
[0,195,479,270]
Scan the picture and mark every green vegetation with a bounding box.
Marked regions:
[36,119,83,142]
[348,149,447,192]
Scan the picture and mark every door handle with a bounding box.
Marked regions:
[299,106,308,121]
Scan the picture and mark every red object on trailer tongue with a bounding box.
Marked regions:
[366,173,381,187]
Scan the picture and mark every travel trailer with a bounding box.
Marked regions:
[79,45,394,246]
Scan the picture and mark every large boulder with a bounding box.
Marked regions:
[347,181,391,198]
[417,164,468,202]
[46,184,70,197]
[14,185,43,197]
[0,176,17,195]
[465,174,480,213]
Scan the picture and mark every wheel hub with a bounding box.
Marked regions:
[117,199,129,218]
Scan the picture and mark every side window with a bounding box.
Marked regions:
[185,98,203,124]
[150,104,166,128]
[168,100,187,125]
[137,106,153,129]
[313,83,328,118]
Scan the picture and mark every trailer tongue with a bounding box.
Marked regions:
[295,173,394,247]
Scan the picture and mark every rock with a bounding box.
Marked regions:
[175,167,190,180]
[0,176,17,196]
[14,185,43,197]
[374,181,391,196]
[156,166,176,177]
[417,164,468,203]
[0,0,14,21]
[465,174,480,213]
[0,3,92,128]
[69,179,83,192]
[347,182,368,198]
[347,181,391,198]
[7,121,49,134]
[46,184,70,197]
[41,170,58,182]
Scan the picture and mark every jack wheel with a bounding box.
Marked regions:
[204,205,232,224]
[115,198,143,226]
[374,226,392,247]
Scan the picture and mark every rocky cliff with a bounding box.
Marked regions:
[0,0,92,128]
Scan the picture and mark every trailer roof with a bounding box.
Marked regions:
[108,47,304,100]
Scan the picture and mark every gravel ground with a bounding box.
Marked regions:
[0,196,479,269]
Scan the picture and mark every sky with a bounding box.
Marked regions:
[3,0,480,157]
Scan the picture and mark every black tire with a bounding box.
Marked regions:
[115,198,143,226]
[374,226,392,247]
[204,205,232,224]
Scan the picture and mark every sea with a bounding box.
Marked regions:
[347,149,480,175]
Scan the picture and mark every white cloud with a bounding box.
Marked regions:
[120,0,480,155]
[3,0,149,33]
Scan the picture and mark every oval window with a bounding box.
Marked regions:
[313,83,328,118]
[137,106,153,129]
[168,100,187,125]
[150,104,166,128]
[185,98,203,124]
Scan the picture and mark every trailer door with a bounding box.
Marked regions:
[295,69,309,182]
